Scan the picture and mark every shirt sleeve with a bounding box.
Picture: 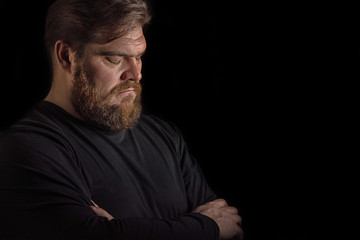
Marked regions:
[0,130,219,240]
[170,123,218,211]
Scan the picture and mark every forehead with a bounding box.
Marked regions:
[89,26,146,55]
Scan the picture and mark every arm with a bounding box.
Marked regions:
[0,132,218,240]
[164,124,244,240]
[91,199,243,240]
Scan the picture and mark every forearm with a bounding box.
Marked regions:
[99,213,219,240]
[1,197,218,240]
[65,213,219,240]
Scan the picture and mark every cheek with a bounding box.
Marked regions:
[90,62,121,96]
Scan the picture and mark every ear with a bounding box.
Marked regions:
[54,40,75,73]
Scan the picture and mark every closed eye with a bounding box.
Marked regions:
[106,56,123,64]
[136,55,142,62]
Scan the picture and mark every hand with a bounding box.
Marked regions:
[90,200,114,221]
[192,199,243,240]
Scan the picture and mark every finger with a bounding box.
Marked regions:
[226,213,242,226]
[90,206,114,221]
[208,198,228,208]
[222,206,238,215]
[90,206,100,214]
[237,227,244,240]
[233,214,242,226]
[90,200,99,208]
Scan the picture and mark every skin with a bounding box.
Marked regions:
[192,199,244,240]
[45,26,146,118]
[45,25,243,240]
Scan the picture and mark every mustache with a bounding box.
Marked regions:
[106,81,142,97]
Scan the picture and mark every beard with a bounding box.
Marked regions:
[71,64,142,132]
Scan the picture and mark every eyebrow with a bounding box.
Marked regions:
[98,48,147,58]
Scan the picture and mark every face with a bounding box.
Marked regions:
[71,26,147,132]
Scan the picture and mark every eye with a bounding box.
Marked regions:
[136,56,142,62]
[106,56,122,64]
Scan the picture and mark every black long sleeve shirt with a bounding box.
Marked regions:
[0,101,219,240]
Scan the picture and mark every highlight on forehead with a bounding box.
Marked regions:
[93,21,143,45]
[93,25,146,56]
[98,48,147,58]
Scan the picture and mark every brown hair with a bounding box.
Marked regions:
[44,0,151,63]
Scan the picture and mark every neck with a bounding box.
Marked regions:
[45,80,82,120]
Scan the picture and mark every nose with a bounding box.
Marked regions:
[120,57,142,82]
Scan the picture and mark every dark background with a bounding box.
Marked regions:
[0,1,354,240]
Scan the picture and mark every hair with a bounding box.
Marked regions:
[44,0,152,67]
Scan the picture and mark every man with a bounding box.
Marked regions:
[0,0,243,239]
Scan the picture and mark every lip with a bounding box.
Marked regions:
[119,88,135,94]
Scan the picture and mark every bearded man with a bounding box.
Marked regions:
[0,0,243,239]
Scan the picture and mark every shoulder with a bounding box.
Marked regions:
[0,129,75,166]
[3,102,67,137]
[2,114,69,147]
[0,104,76,165]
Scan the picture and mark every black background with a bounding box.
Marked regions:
[0,1,355,240]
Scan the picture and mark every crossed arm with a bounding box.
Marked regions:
[1,122,243,239]
[91,198,244,240]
